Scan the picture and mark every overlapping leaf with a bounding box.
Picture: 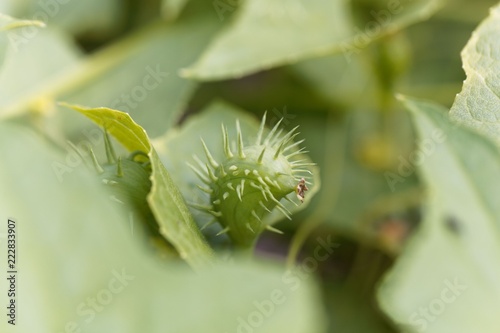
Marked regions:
[62,103,215,270]
[1,0,122,37]
[0,122,325,333]
[1,5,222,139]
[379,96,500,333]
[162,0,190,21]
[183,0,444,80]
[450,3,500,144]
[0,29,81,111]
[0,13,44,68]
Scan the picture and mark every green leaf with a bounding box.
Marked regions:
[0,122,325,333]
[153,101,320,237]
[162,0,190,21]
[2,0,123,37]
[378,96,500,333]
[449,3,500,144]
[60,11,222,138]
[291,53,378,109]
[182,0,351,80]
[182,0,444,81]
[62,102,215,270]
[0,13,45,68]
[0,28,81,110]
[1,11,222,138]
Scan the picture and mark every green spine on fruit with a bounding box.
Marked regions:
[190,113,314,248]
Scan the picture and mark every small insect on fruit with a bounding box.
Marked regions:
[189,112,315,248]
[295,178,308,203]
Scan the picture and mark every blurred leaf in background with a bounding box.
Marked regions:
[379,96,500,333]
[0,12,45,67]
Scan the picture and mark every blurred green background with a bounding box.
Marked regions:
[0,0,498,332]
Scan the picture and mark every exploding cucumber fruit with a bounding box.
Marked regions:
[70,130,157,233]
[190,113,314,248]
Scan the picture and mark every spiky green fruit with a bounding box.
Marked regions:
[190,113,314,248]
[70,131,155,229]
[100,156,152,218]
